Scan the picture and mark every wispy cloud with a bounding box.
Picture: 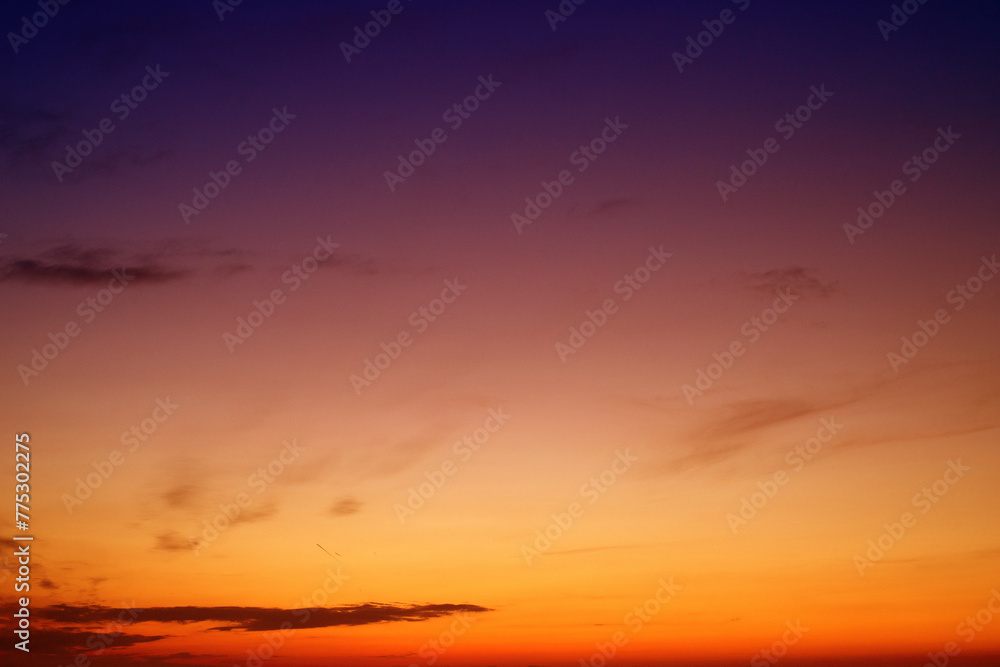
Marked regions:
[739,266,839,298]
[589,197,635,216]
[688,399,819,443]
[330,496,363,516]
[0,240,385,287]
[0,244,188,286]
[161,482,201,510]
[154,532,190,553]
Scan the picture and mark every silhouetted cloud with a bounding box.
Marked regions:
[0,627,169,655]
[37,601,492,632]
[0,240,384,287]
[0,244,187,286]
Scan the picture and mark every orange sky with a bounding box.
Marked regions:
[2,1,999,666]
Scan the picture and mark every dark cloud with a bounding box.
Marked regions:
[330,496,363,516]
[162,483,200,509]
[0,627,168,655]
[33,601,492,632]
[740,266,839,298]
[230,501,279,525]
[154,531,192,553]
[0,239,388,287]
[0,244,188,286]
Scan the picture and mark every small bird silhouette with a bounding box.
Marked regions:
[316,544,343,563]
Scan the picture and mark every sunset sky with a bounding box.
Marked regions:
[1,1,999,666]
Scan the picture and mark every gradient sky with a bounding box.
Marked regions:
[1,1,999,666]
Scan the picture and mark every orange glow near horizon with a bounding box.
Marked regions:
[2,1,1000,666]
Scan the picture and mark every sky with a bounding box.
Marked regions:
[1,0,999,665]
